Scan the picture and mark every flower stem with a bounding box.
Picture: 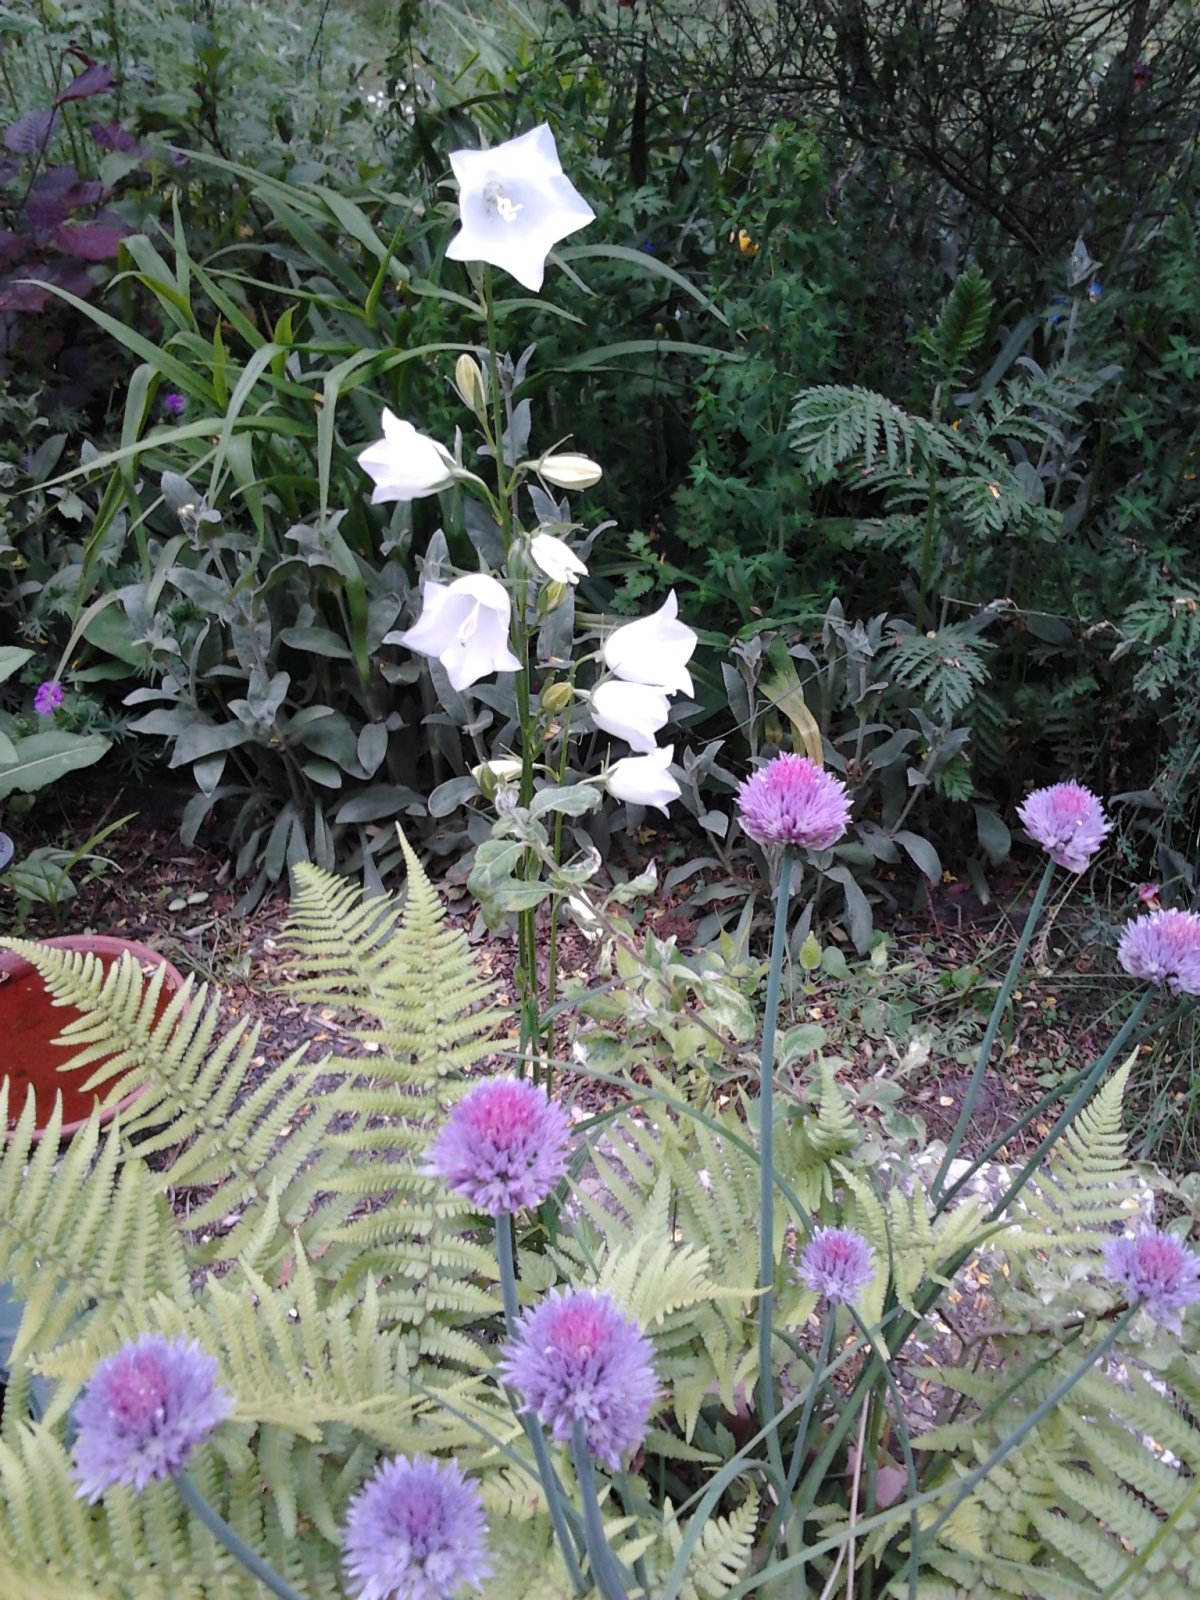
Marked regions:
[172,1471,310,1600]
[916,1307,1137,1549]
[758,848,794,1489]
[496,1214,587,1595]
[481,267,542,1073]
[931,857,1056,1207]
[572,1420,630,1600]
[985,986,1154,1224]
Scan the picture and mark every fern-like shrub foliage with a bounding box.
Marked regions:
[0,845,1198,1597]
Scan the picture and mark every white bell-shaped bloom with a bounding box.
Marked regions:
[445,124,595,294]
[357,410,456,502]
[538,452,603,490]
[590,680,670,754]
[606,745,681,814]
[529,533,588,585]
[397,574,521,691]
[602,590,697,697]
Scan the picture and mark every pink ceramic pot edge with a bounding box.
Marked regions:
[0,935,188,1144]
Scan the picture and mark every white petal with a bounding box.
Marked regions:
[606,746,680,814]
[447,571,512,616]
[530,534,588,585]
[445,124,594,294]
[602,590,697,696]
[591,681,670,753]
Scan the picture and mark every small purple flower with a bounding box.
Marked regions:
[1016,781,1110,872]
[1138,883,1161,907]
[1117,908,1200,995]
[164,392,187,417]
[33,679,64,716]
[1104,1227,1200,1332]
[342,1454,491,1600]
[72,1334,233,1501]
[499,1289,657,1469]
[424,1078,571,1215]
[799,1227,875,1306]
[737,755,852,851]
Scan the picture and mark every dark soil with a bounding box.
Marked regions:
[0,766,1158,1166]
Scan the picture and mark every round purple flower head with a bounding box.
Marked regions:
[72,1333,233,1501]
[799,1227,875,1306]
[1016,781,1110,873]
[33,679,64,717]
[342,1454,491,1600]
[499,1288,657,1469]
[164,391,187,417]
[424,1077,571,1214]
[737,755,851,851]
[1104,1227,1200,1333]
[1117,908,1200,996]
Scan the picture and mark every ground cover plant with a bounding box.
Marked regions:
[4,87,1200,1598]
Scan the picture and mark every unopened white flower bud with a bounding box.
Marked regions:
[537,452,603,491]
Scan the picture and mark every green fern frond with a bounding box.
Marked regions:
[788,386,955,481]
[922,266,994,386]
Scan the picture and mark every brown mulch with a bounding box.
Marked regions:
[0,768,1118,1160]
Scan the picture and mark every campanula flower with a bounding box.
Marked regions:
[605,745,681,813]
[601,591,697,697]
[394,574,521,692]
[445,124,595,293]
[358,411,457,503]
[590,680,671,754]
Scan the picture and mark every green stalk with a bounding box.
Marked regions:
[932,857,1056,1206]
[482,268,541,1071]
[759,1311,834,1566]
[572,1420,630,1600]
[985,987,1154,1224]
[758,848,794,1489]
[543,690,576,1066]
[941,985,1152,1211]
[496,1214,587,1596]
[172,1471,310,1600]
[917,1308,1136,1548]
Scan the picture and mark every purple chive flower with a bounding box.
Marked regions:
[342,1454,491,1600]
[1117,908,1200,995]
[424,1077,571,1215]
[737,754,852,851]
[33,679,64,716]
[499,1289,657,1469]
[1016,781,1110,873]
[72,1334,233,1501]
[164,392,187,417]
[799,1227,875,1307]
[1104,1227,1200,1333]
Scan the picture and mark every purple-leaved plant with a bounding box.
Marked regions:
[1117,908,1200,996]
[341,1455,491,1600]
[424,1077,571,1214]
[72,1334,233,1500]
[737,755,851,851]
[499,1288,657,1469]
[1105,1227,1200,1332]
[1016,781,1110,872]
[798,1227,875,1306]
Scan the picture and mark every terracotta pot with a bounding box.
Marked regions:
[0,935,187,1143]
